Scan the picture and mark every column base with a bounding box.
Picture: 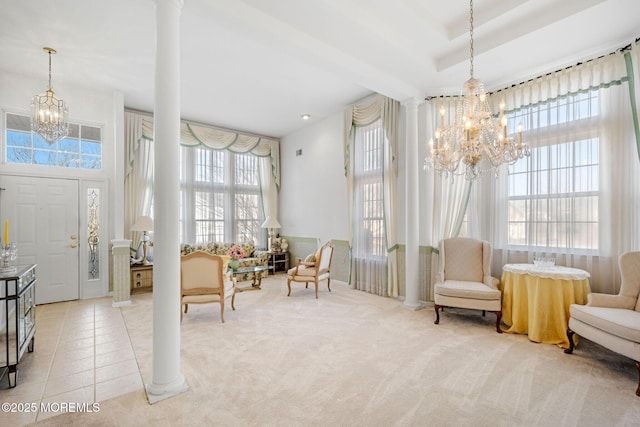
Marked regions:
[112,300,131,308]
[146,374,189,404]
[400,297,425,311]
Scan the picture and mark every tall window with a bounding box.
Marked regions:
[5,112,102,169]
[181,146,265,247]
[351,118,388,296]
[353,122,385,259]
[507,91,599,253]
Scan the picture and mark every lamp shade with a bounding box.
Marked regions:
[260,216,281,229]
[130,215,154,232]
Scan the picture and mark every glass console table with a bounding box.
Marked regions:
[1,264,36,388]
[231,265,271,292]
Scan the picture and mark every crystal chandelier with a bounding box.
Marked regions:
[425,0,529,180]
[31,47,69,144]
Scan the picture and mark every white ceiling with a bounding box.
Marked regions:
[0,0,638,138]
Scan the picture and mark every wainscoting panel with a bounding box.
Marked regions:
[329,240,350,284]
[280,235,319,268]
[396,245,435,302]
[281,236,350,283]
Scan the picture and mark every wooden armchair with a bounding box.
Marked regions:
[181,251,235,323]
[287,242,334,298]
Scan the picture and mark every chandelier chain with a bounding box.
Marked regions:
[48,50,53,90]
[469,0,474,78]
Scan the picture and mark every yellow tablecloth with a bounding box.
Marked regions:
[501,264,591,348]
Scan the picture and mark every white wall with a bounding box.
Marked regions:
[280,112,349,244]
[279,101,432,250]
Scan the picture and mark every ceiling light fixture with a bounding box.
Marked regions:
[301,114,311,120]
[31,47,69,145]
[424,0,529,180]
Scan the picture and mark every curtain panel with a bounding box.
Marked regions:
[344,94,400,297]
[124,111,154,248]
[423,97,473,301]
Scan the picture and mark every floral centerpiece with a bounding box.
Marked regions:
[226,244,245,271]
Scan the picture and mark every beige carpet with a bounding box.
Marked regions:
[35,275,640,426]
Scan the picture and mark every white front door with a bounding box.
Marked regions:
[0,175,79,304]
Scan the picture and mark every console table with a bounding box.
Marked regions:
[1,264,36,388]
[501,263,591,348]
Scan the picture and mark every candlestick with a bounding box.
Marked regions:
[4,220,7,247]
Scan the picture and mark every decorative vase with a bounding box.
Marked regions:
[229,258,240,272]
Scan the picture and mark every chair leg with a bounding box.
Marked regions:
[494,311,503,333]
[434,304,441,325]
[231,293,236,311]
[220,301,225,323]
[565,328,576,354]
[635,362,640,397]
[327,277,331,292]
[315,280,319,299]
[482,310,486,317]
[184,304,189,314]
[180,303,183,322]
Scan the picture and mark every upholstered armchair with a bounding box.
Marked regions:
[433,237,502,333]
[566,251,640,396]
[287,242,334,298]
[181,251,235,323]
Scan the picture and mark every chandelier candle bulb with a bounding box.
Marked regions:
[4,220,8,247]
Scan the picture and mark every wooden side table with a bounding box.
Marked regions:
[131,263,153,292]
[268,252,289,274]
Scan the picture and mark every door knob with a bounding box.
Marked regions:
[70,234,77,240]
[70,243,78,248]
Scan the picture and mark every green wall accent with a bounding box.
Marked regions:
[329,239,350,283]
[281,239,434,300]
[281,236,350,283]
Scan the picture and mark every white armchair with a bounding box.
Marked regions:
[566,251,640,396]
[433,237,502,333]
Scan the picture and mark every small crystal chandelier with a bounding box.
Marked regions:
[425,0,530,180]
[31,47,69,144]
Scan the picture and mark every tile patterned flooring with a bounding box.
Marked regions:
[0,297,143,425]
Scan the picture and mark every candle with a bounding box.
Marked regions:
[4,220,7,247]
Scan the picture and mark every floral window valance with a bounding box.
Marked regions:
[128,111,280,186]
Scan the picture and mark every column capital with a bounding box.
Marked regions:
[401,98,424,110]
[153,0,184,8]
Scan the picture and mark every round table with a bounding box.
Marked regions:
[501,263,591,348]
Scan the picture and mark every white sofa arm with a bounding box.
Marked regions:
[483,275,500,289]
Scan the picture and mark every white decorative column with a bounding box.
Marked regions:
[111,239,132,307]
[402,98,422,310]
[146,0,188,403]
[111,91,129,307]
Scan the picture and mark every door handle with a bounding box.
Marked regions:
[70,234,77,240]
[70,243,78,248]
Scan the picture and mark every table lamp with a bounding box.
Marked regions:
[131,215,154,265]
[260,216,281,252]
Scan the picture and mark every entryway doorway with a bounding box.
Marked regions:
[0,175,79,304]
